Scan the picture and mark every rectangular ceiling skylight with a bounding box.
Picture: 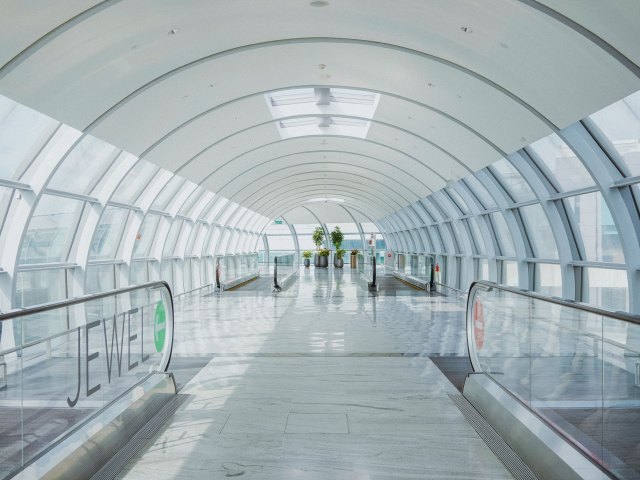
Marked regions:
[265,87,380,140]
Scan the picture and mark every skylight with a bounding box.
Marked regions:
[265,87,380,140]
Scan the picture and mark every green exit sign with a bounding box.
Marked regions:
[274,218,283,225]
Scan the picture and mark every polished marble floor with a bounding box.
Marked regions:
[119,268,513,479]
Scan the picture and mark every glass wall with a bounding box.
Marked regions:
[381,89,640,313]
[0,93,268,313]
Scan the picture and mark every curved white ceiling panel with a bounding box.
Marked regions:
[1,0,639,223]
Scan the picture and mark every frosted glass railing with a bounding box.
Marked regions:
[394,254,427,276]
[357,253,376,286]
[0,282,174,479]
[467,281,640,479]
[273,253,296,290]
[214,253,259,288]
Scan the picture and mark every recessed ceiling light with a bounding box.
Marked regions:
[168,28,179,35]
[460,26,472,33]
[310,0,329,7]
[318,64,327,70]
[427,82,434,87]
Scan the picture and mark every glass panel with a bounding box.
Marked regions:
[20,195,85,264]
[428,225,443,252]
[0,94,59,180]
[0,187,14,231]
[466,218,485,255]
[274,252,296,285]
[15,268,68,308]
[491,159,536,202]
[206,226,222,255]
[85,263,116,294]
[501,260,519,287]
[478,259,489,281]
[204,197,229,222]
[90,207,129,260]
[446,188,469,214]
[163,220,183,257]
[151,176,183,210]
[490,212,516,257]
[217,202,237,226]
[534,263,562,297]
[178,188,205,216]
[129,260,150,285]
[464,175,497,209]
[434,193,460,218]
[297,235,316,251]
[519,204,558,259]
[585,268,628,311]
[528,134,594,192]
[218,229,231,255]
[360,222,379,233]
[110,160,158,204]
[564,192,625,263]
[589,89,640,177]
[452,220,471,254]
[292,224,320,234]
[267,235,295,251]
[48,135,118,194]
[133,215,161,259]
[186,223,202,255]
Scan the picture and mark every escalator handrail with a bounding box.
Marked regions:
[0,280,173,322]
[0,280,174,373]
[466,280,640,374]
[467,280,640,326]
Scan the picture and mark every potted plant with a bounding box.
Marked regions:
[312,227,325,267]
[330,226,344,268]
[350,249,359,268]
[335,248,346,268]
[302,250,312,268]
[317,247,330,268]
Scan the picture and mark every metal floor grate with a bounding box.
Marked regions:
[90,394,191,480]
[449,393,539,480]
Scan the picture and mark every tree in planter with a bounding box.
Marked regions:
[312,227,325,249]
[302,250,313,268]
[317,247,330,268]
[330,226,345,268]
[312,227,326,267]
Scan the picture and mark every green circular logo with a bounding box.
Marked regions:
[154,301,167,353]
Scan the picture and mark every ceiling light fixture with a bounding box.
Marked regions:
[168,28,179,35]
[310,0,329,6]
[460,26,472,33]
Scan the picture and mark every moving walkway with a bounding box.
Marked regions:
[463,281,640,479]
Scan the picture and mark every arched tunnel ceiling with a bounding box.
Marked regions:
[1,0,640,222]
